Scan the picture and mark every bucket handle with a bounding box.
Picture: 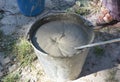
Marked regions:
[75,38,120,50]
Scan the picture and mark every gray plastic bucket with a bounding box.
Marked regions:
[28,12,94,82]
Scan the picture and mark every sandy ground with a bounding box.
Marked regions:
[0,0,120,82]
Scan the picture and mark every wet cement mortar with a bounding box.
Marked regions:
[0,0,120,82]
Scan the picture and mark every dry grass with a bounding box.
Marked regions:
[106,69,118,82]
[13,38,37,67]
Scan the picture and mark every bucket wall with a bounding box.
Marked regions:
[33,45,89,82]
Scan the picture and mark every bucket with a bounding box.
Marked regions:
[28,12,94,82]
[17,0,45,16]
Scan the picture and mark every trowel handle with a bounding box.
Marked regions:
[75,38,120,50]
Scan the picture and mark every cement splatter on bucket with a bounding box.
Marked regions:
[28,12,94,82]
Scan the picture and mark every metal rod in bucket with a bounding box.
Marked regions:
[75,38,120,50]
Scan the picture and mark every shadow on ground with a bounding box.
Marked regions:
[50,0,76,10]
[78,28,120,78]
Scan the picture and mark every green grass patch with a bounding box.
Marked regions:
[65,0,101,16]
[75,7,90,16]
[106,69,118,82]
[94,46,105,57]
[14,38,36,67]
[2,72,20,82]
[0,29,36,67]
[0,30,16,54]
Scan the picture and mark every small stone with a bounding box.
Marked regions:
[0,65,3,71]
[2,57,11,65]
[51,0,75,10]
[65,0,75,2]
[0,71,3,77]
[75,1,81,7]
[45,0,54,9]
[16,14,35,26]
[0,13,4,19]
[13,58,17,62]
[0,52,4,63]
[116,58,120,64]
[117,64,120,69]
[92,62,96,67]
[65,0,75,5]
[30,79,36,82]
[115,70,120,81]
[0,0,5,8]
[0,25,16,35]
[4,0,19,14]
[1,15,17,25]
[94,73,97,77]
[9,64,17,72]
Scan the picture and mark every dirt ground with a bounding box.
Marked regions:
[0,0,120,82]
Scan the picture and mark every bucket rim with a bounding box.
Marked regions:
[27,11,95,58]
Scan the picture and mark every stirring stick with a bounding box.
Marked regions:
[75,38,120,50]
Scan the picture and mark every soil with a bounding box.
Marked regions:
[0,0,120,82]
